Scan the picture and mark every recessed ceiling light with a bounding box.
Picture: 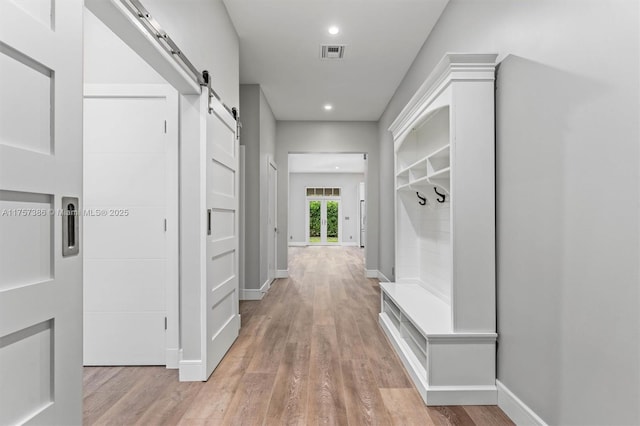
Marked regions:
[335,166,340,169]
[328,26,339,35]
[324,104,333,111]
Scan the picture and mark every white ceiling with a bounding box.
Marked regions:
[289,153,366,174]
[223,0,449,121]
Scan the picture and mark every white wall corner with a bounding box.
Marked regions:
[240,289,265,301]
[276,269,289,278]
[497,380,548,426]
[165,348,179,369]
[288,242,307,247]
[342,242,359,247]
[240,279,271,301]
[179,358,205,382]
[377,270,391,282]
[365,269,379,279]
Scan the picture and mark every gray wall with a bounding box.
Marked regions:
[289,173,365,244]
[84,8,164,83]
[276,121,378,272]
[377,1,639,424]
[240,84,276,290]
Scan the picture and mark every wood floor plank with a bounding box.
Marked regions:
[429,405,477,426]
[92,367,176,425]
[83,366,124,398]
[341,359,392,425]
[335,308,367,361]
[179,356,251,422]
[379,388,435,426]
[219,372,277,426]
[356,315,413,389]
[83,367,150,425]
[134,380,201,426]
[464,405,515,426]
[307,324,348,425]
[264,342,310,425]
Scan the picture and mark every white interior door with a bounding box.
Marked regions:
[0,1,84,424]
[83,85,178,366]
[267,160,277,282]
[204,90,240,378]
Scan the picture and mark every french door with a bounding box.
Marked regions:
[307,199,341,245]
[0,1,84,424]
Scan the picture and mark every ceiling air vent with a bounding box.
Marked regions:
[320,44,345,60]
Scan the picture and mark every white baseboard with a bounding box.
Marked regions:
[289,241,359,247]
[179,358,204,382]
[365,269,378,278]
[276,269,288,278]
[377,270,391,282]
[166,348,179,369]
[497,380,547,426]
[240,279,271,300]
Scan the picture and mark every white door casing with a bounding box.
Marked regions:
[203,90,240,379]
[83,84,179,366]
[267,159,277,282]
[0,1,84,424]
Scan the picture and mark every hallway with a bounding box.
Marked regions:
[83,247,512,425]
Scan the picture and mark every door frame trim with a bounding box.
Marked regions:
[83,83,180,367]
[267,157,278,283]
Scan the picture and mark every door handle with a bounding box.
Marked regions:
[207,209,212,235]
[62,197,79,257]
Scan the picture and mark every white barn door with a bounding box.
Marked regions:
[0,1,83,424]
[203,91,240,378]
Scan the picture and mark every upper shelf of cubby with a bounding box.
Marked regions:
[389,53,498,150]
[396,144,451,193]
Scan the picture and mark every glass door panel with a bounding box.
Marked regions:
[326,200,339,243]
[308,200,321,243]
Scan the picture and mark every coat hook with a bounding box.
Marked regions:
[416,192,427,206]
[434,187,446,203]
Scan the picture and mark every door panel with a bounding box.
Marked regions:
[204,92,240,379]
[0,191,53,289]
[83,91,176,366]
[326,200,339,243]
[308,200,321,243]
[0,1,83,424]
[0,45,52,154]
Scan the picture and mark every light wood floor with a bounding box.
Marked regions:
[83,246,514,425]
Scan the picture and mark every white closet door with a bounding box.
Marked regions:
[204,92,240,378]
[0,1,83,424]
[83,86,178,366]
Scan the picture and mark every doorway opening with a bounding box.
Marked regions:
[288,152,366,249]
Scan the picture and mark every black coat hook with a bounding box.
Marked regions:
[416,192,427,206]
[434,187,446,203]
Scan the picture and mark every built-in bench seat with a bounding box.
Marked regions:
[379,282,497,406]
